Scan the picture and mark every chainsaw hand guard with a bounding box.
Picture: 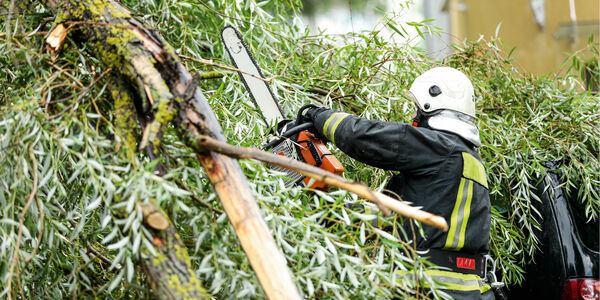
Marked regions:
[295,104,330,144]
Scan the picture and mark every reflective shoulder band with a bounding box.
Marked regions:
[462,152,488,188]
[322,113,349,143]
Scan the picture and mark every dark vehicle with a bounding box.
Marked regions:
[508,162,599,299]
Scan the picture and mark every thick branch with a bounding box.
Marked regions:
[140,203,209,300]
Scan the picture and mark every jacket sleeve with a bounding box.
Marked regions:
[309,108,456,172]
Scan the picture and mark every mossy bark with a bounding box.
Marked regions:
[42,0,207,298]
[141,203,209,300]
[110,76,140,160]
[44,0,300,299]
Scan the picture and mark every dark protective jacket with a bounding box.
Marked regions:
[308,108,495,299]
[309,108,491,254]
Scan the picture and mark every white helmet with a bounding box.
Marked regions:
[408,67,482,147]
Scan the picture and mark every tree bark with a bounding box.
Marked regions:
[44,0,301,299]
[140,203,210,300]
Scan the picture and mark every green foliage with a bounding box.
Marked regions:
[0,0,598,299]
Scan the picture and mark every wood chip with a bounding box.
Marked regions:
[45,23,68,54]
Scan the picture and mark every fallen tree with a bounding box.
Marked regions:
[41,0,302,298]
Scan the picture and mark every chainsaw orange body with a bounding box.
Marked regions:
[295,131,344,190]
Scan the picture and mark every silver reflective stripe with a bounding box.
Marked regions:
[430,274,478,288]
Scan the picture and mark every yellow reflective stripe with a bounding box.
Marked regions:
[480,282,492,293]
[457,180,473,250]
[322,113,343,140]
[444,178,465,249]
[395,269,487,292]
[329,114,349,144]
[462,152,488,188]
[364,205,380,227]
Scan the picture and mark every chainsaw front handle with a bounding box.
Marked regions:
[263,122,314,150]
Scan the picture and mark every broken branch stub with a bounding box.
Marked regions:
[139,203,210,299]
[45,23,68,54]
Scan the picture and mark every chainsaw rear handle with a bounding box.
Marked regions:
[263,122,314,150]
[296,138,323,167]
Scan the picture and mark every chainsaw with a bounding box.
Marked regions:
[221,25,343,190]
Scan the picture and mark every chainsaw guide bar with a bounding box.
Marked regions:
[221,26,343,189]
[221,26,285,126]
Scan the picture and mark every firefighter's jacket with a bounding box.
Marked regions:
[309,108,491,255]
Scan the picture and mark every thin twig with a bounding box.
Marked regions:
[51,202,115,269]
[180,55,281,83]
[0,31,48,39]
[46,234,114,292]
[86,243,115,269]
[365,55,390,85]
[174,179,224,214]
[330,94,356,102]
[306,86,331,97]
[47,67,112,104]
[15,270,26,300]
[6,147,38,300]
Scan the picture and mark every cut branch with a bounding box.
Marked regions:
[140,202,209,300]
[195,135,449,231]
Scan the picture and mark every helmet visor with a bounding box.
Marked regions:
[401,90,419,107]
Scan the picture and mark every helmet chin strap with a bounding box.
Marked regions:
[412,109,430,128]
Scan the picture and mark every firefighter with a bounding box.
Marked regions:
[297,67,496,299]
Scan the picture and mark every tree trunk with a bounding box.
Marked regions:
[43,0,301,299]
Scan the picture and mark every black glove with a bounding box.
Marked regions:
[295,104,330,143]
[294,104,318,126]
[263,106,321,151]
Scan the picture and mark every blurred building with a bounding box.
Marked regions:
[423,0,599,75]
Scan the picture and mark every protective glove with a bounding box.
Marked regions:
[294,104,318,126]
[263,105,325,150]
[295,104,330,143]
